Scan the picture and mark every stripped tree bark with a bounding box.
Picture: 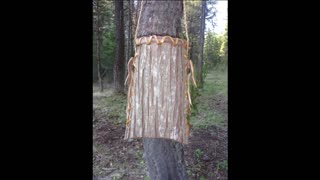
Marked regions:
[135,1,188,179]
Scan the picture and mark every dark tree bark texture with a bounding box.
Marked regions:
[113,0,125,93]
[137,1,183,38]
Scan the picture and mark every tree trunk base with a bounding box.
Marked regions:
[143,138,188,180]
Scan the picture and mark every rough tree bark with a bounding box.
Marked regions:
[128,0,133,58]
[113,0,125,93]
[136,1,188,179]
[198,0,206,86]
[134,1,141,29]
[131,0,138,54]
[96,0,103,92]
[125,0,134,90]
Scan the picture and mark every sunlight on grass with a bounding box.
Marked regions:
[190,109,224,129]
[203,70,227,96]
[190,70,227,129]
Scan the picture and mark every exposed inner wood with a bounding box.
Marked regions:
[124,36,190,144]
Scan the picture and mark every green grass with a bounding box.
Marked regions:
[189,70,227,129]
[194,148,203,159]
[97,94,127,125]
[203,70,227,97]
[190,110,224,129]
[217,160,228,170]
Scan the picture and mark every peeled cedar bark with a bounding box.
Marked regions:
[124,36,191,144]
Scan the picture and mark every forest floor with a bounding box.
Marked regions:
[93,70,228,180]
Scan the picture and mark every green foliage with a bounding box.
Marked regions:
[219,24,228,71]
[194,148,203,159]
[145,176,150,180]
[186,85,199,130]
[203,22,228,73]
[187,170,192,176]
[190,85,200,115]
[200,176,207,180]
[204,31,223,68]
[93,0,116,82]
[217,160,228,170]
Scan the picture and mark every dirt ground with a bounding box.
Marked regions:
[93,72,228,180]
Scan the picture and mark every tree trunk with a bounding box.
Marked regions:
[131,0,138,54]
[113,0,125,93]
[126,6,132,62]
[198,0,206,86]
[128,0,133,58]
[134,1,141,30]
[136,1,188,179]
[125,0,133,92]
[96,0,103,92]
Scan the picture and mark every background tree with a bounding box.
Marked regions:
[128,0,134,59]
[197,0,206,86]
[93,0,115,84]
[185,0,215,87]
[113,0,125,93]
[93,0,104,92]
[185,0,201,67]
